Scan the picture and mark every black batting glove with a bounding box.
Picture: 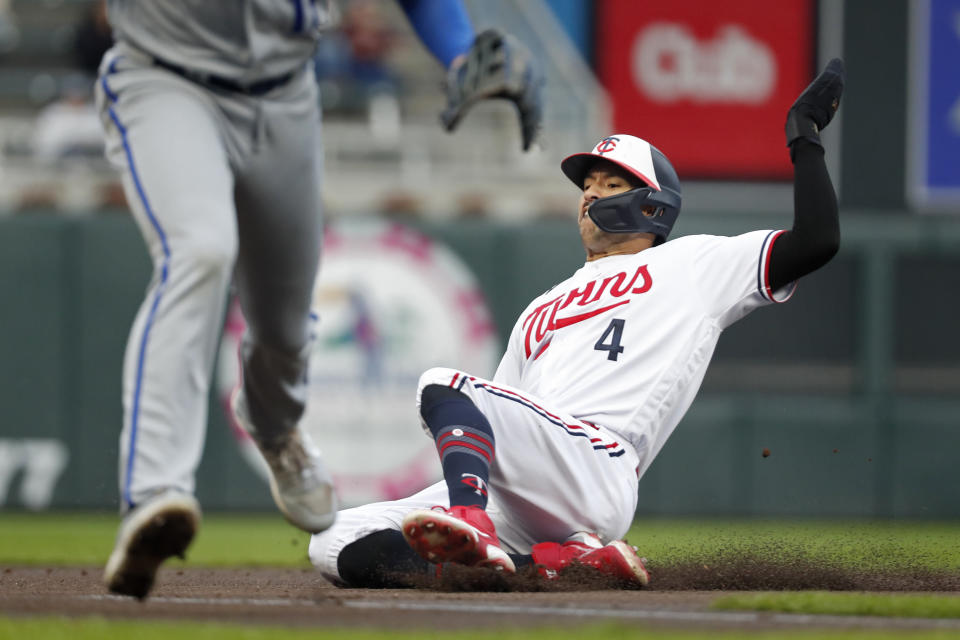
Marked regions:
[785,58,845,161]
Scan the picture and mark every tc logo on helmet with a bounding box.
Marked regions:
[596,136,619,154]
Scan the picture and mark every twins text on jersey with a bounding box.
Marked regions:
[521,263,653,360]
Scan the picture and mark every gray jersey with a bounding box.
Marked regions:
[106,0,336,83]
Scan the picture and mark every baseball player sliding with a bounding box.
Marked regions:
[308,59,846,588]
[97,0,543,599]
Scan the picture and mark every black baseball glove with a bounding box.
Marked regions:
[440,28,544,151]
[785,57,845,159]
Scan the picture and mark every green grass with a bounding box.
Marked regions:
[0,512,312,567]
[2,513,960,572]
[625,519,960,571]
[3,515,960,636]
[3,618,960,640]
[713,591,960,619]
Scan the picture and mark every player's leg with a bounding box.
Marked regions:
[97,47,238,597]
[419,384,495,510]
[309,482,535,587]
[414,368,641,551]
[229,72,334,533]
[319,479,646,588]
[399,383,515,571]
[309,482,446,587]
[407,369,648,585]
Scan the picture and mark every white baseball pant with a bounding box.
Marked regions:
[309,367,639,582]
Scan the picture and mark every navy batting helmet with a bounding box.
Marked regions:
[561,135,682,245]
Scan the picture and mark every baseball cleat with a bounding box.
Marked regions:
[232,391,337,533]
[579,540,651,586]
[257,427,338,533]
[103,490,201,599]
[401,505,516,573]
[531,532,650,586]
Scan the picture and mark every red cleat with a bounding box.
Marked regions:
[532,532,650,586]
[401,505,516,573]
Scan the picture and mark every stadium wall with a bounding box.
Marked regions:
[0,213,958,517]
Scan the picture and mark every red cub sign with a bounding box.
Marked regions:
[596,0,814,179]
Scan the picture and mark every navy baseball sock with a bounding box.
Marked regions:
[420,384,495,509]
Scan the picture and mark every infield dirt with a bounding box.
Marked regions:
[2,563,959,632]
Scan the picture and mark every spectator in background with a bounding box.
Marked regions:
[341,0,398,92]
[379,190,424,222]
[0,0,19,56]
[72,0,113,76]
[24,69,119,214]
[24,0,116,211]
[31,74,103,162]
[29,0,112,163]
[314,0,399,115]
[456,192,491,220]
[30,0,121,210]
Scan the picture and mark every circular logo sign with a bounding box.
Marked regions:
[218,221,500,506]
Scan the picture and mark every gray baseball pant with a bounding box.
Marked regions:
[96,42,323,510]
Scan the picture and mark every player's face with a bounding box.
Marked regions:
[578,163,638,225]
[577,161,656,259]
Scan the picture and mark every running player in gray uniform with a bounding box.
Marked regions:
[97,0,542,600]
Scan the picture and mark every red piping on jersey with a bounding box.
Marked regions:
[763,230,786,301]
[448,372,461,387]
[478,382,577,427]
[474,380,602,433]
[473,380,625,457]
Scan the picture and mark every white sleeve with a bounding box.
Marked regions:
[689,230,798,328]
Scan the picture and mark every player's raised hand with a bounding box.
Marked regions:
[785,57,845,155]
[440,28,545,151]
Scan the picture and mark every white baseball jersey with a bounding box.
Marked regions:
[494,229,795,479]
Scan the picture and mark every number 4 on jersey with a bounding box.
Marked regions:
[594,318,625,361]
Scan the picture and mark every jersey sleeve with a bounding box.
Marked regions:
[396,0,474,68]
[689,230,798,328]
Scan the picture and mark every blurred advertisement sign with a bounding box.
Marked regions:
[0,439,68,510]
[595,0,814,179]
[908,0,960,211]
